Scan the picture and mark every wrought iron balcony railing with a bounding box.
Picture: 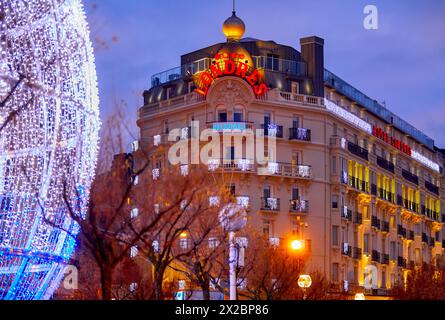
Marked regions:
[261,124,283,138]
[347,141,369,161]
[289,128,311,141]
[381,221,390,233]
[260,197,281,211]
[289,200,309,214]
[425,181,440,196]
[371,216,381,229]
[377,156,395,173]
[402,169,419,185]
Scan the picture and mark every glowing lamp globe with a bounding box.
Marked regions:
[0,0,100,300]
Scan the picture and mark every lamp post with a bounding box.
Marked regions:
[298,274,312,300]
[219,203,247,301]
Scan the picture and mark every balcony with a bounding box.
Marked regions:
[396,195,403,206]
[422,206,441,221]
[397,225,407,238]
[353,212,363,225]
[342,243,352,257]
[381,221,390,233]
[429,237,435,247]
[289,128,311,142]
[371,184,377,196]
[207,121,254,133]
[289,200,309,214]
[353,247,362,259]
[263,162,313,179]
[376,156,395,173]
[402,169,419,186]
[397,256,407,268]
[208,159,256,173]
[349,176,368,193]
[378,188,394,203]
[261,123,283,138]
[425,181,440,196]
[381,254,390,265]
[342,206,353,221]
[347,141,369,161]
[403,199,419,213]
[260,197,280,212]
[372,250,381,263]
[371,216,381,230]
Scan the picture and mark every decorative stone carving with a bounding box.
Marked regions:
[207,77,253,108]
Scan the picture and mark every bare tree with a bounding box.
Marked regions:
[133,163,233,300]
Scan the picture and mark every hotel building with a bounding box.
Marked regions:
[137,11,445,296]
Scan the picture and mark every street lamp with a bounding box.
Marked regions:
[298,274,312,300]
[219,203,247,301]
[354,293,366,300]
[291,239,304,251]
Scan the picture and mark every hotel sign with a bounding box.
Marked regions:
[195,52,268,97]
[373,126,412,156]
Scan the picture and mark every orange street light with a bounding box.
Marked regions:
[291,239,304,251]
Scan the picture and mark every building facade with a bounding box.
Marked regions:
[137,11,445,296]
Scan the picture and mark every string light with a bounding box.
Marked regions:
[0,0,99,300]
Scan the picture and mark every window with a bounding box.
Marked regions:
[332,195,339,209]
[414,223,420,235]
[390,274,395,287]
[262,220,271,239]
[292,116,300,129]
[332,226,339,246]
[381,270,386,288]
[331,156,337,174]
[266,54,279,71]
[332,263,339,283]
[234,110,243,122]
[292,187,299,201]
[390,216,395,229]
[264,112,271,125]
[218,111,227,122]
[381,239,386,254]
[226,184,236,196]
[436,231,440,242]
[333,123,338,136]
[364,234,369,254]
[390,241,396,260]
[263,186,271,199]
[130,283,138,293]
[291,220,301,237]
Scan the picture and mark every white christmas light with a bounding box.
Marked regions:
[0,0,100,300]
[411,150,440,173]
[325,99,372,134]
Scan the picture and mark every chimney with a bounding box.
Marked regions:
[300,36,325,97]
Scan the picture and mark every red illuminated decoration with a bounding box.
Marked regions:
[373,126,412,156]
[194,52,268,97]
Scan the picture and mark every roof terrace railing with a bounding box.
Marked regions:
[324,69,434,150]
[151,56,307,88]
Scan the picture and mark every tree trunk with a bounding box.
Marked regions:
[99,265,114,300]
[201,277,210,301]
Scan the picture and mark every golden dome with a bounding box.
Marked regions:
[222,11,245,41]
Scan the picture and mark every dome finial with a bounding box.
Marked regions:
[223,1,245,42]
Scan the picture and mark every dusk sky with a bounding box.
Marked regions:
[83,0,445,147]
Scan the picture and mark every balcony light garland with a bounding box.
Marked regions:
[0,0,100,300]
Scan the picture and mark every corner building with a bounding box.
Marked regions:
[137,11,445,296]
